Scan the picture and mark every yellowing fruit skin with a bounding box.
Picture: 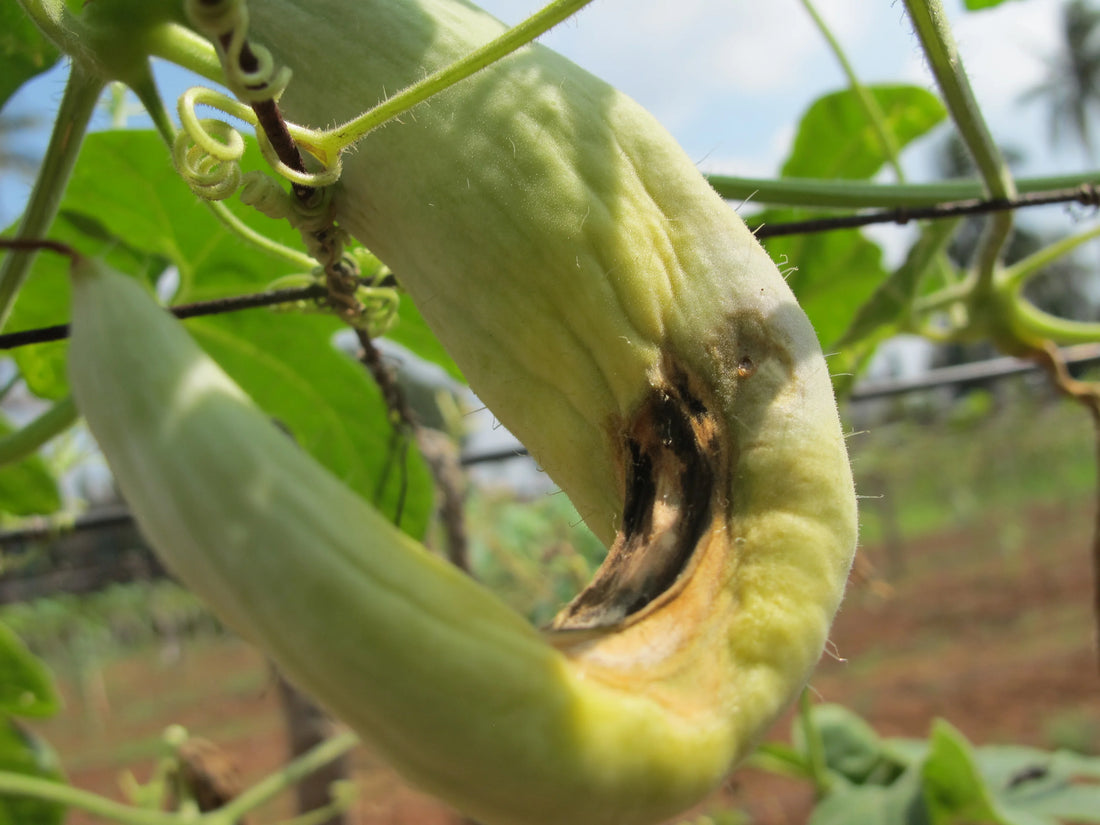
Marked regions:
[248,0,856,749]
[69,1,858,823]
[69,259,832,825]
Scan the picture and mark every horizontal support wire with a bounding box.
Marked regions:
[0,282,330,350]
[751,184,1100,238]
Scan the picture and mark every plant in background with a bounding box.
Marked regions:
[0,0,1099,824]
[754,702,1100,825]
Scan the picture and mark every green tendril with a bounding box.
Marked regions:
[184,0,292,103]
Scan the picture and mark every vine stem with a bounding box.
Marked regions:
[0,772,179,825]
[126,58,318,274]
[0,66,103,330]
[1010,300,1100,347]
[903,0,1015,299]
[1001,222,1100,292]
[707,172,1099,209]
[799,0,904,181]
[213,729,359,823]
[321,0,596,154]
[798,690,832,798]
[0,396,78,467]
[902,0,1014,201]
[0,730,359,825]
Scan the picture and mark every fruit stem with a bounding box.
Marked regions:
[144,21,225,83]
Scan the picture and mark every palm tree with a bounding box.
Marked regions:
[1020,0,1100,157]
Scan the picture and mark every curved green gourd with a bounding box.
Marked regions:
[67,1,858,823]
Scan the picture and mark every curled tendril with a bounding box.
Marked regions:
[174,84,339,203]
[255,128,343,189]
[184,0,241,38]
[173,118,244,201]
[184,0,292,104]
[351,284,401,336]
[180,0,342,193]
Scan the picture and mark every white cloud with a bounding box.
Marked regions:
[448,0,1072,180]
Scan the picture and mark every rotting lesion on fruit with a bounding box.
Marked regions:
[548,358,727,634]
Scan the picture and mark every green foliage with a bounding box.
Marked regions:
[0,3,60,111]
[0,580,220,663]
[764,703,1100,825]
[782,85,946,180]
[758,84,946,350]
[0,620,59,717]
[963,0,1019,11]
[0,719,64,825]
[0,622,64,825]
[1,129,441,534]
[835,220,958,348]
[0,412,60,517]
[3,0,1100,823]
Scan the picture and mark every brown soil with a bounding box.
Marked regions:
[31,500,1100,825]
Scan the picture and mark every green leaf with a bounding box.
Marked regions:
[799,703,909,786]
[964,0,1017,9]
[190,311,434,538]
[0,718,65,825]
[1,209,168,400]
[0,413,62,517]
[835,219,959,348]
[810,765,930,825]
[0,621,59,718]
[975,745,1100,824]
[0,5,61,111]
[922,720,1011,825]
[4,129,438,536]
[764,84,945,352]
[783,85,947,180]
[56,131,307,301]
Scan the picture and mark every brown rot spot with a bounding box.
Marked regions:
[737,356,756,378]
[548,359,725,633]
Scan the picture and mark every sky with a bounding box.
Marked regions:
[471,0,1073,180]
